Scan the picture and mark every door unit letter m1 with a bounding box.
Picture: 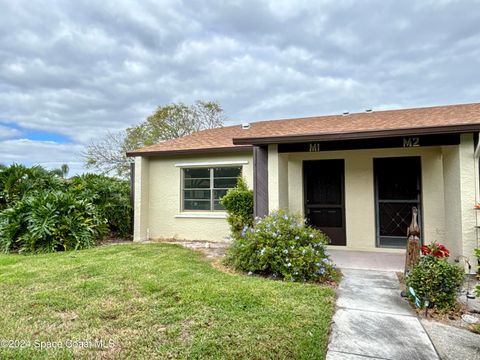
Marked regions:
[309,143,321,152]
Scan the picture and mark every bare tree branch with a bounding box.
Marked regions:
[82,101,225,178]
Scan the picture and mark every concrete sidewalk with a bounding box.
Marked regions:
[327,269,439,360]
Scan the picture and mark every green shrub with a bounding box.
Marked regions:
[0,164,62,210]
[220,177,253,238]
[69,174,132,238]
[225,210,336,283]
[0,164,132,253]
[0,191,107,253]
[406,255,464,309]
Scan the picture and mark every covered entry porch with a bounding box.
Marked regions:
[249,133,477,261]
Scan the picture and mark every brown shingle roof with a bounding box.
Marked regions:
[127,103,480,156]
[126,126,253,156]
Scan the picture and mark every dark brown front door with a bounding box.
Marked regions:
[304,160,346,246]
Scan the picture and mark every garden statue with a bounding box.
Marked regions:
[404,207,421,275]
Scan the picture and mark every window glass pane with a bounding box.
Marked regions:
[184,168,210,179]
[184,200,211,210]
[184,178,210,189]
[214,167,241,178]
[214,189,228,200]
[214,201,225,211]
[214,178,238,188]
[184,190,211,200]
[182,167,241,211]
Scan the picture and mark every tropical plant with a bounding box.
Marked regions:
[50,163,70,178]
[220,177,254,238]
[0,164,132,253]
[69,174,132,237]
[0,164,63,210]
[225,210,336,283]
[406,254,464,309]
[0,190,107,253]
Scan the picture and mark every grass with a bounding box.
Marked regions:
[0,243,335,359]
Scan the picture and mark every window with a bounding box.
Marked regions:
[183,167,242,211]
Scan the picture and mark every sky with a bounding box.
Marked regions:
[1,0,480,175]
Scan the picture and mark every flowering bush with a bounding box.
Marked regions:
[420,242,450,258]
[225,210,336,283]
[406,255,464,309]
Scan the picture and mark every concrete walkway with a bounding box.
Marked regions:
[328,249,405,272]
[327,268,439,360]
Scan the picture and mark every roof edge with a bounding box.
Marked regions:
[126,145,253,157]
[232,123,480,145]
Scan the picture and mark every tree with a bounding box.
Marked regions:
[51,163,70,178]
[83,130,132,178]
[83,100,225,178]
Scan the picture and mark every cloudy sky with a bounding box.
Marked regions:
[1,0,479,174]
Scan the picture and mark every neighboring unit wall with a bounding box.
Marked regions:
[443,134,477,270]
[134,156,150,242]
[287,147,446,252]
[135,152,253,243]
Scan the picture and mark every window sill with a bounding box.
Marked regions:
[175,213,227,219]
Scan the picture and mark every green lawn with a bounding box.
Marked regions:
[0,243,335,359]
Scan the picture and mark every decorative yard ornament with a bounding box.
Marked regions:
[409,286,422,308]
[404,207,421,276]
[408,287,430,317]
[407,207,420,240]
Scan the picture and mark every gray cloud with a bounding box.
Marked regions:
[0,125,21,139]
[0,0,480,173]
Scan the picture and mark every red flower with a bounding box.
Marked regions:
[421,242,450,258]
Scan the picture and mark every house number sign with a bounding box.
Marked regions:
[403,137,420,147]
[309,143,321,152]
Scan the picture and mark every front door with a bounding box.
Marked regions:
[374,157,422,248]
[304,160,346,246]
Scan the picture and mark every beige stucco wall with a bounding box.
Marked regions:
[133,151,253,242]
[134,156,150,241]
[268,144,288,211]
[442,145,463,258]
[443,134,477,270]
[287,146,446,252]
